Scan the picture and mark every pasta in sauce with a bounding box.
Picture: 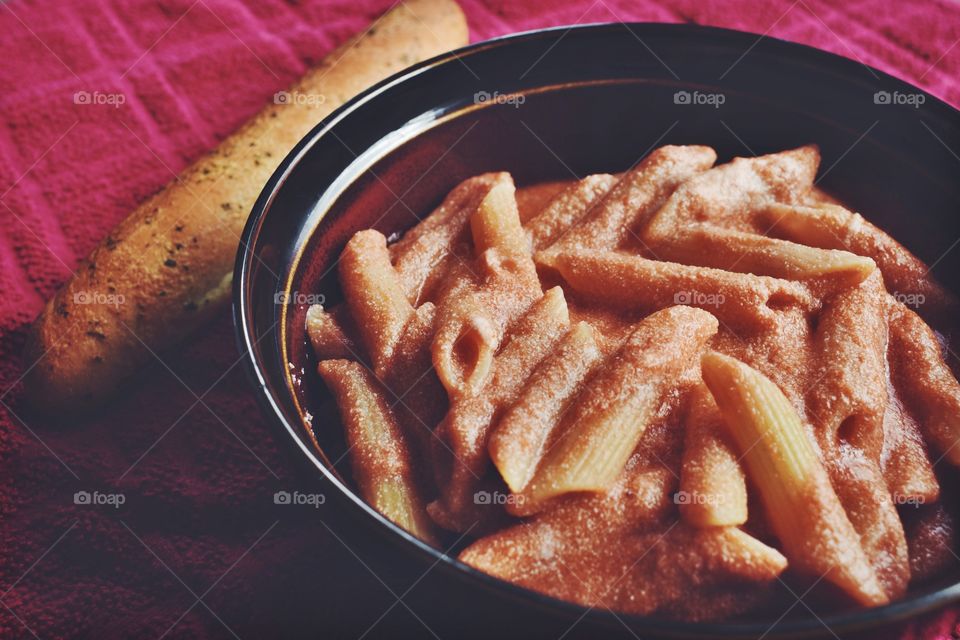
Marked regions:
[307,145,960,621]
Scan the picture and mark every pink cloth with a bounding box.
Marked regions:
[1,0,958,637]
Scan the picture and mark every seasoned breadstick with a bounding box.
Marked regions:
[318,359,437,545]
[642,145,820,242]
[888,303,960,466]
[537,145,716,266]
[339,230,414,377]
[392,172,509,304]
[656,226,875,290]
[24,0,469,411]
[553,251,815,331]
[765,202,958,319]
[701,351,888,606]
[524,175,617,250]
[518,306,718,512]
[679,385,748,527]
[489,322,603,492]
[431,287,570,529]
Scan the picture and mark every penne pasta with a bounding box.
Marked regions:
[827,444,910,599]
[339,229,415,377]
[642,145,820,242]
[518,306,718,512]
[807,271,888,458]
[312,146,960,620]
[432,175,542,398]
[537,145,716,267]
[525,174,617,250]
[431,287,571,529]
[679,385,748,528]
[888,302,960,467]
[378,302,447,473]
[460,506,786,620]
[489,321,603,493]
[700,351,888,606]
[653,225,876,291]
[317,359,436,545]
[305,303,361,361]
[391,172,509,304]
[553,250,815,331]
[765,202,959,319]
[515,179,572,222]
[470,178,532,259]
[881,383,940,503]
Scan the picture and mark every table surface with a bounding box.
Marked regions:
[1,0,959,638]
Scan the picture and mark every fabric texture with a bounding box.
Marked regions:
[1,0,959,637]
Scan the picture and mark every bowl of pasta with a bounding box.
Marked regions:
[235,23,960,638]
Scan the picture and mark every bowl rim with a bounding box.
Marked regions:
[234,21,960,638]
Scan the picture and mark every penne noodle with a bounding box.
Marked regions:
[432,176,542,397]
[701,351,888,606]
[431,287,571,529]
[489,322,603,493]
[807,271,888,459]
[305,303,361,361]
[765,202,958,319]
[379,302,447,474]
[317,359,436,545]
[888,302,960,467]
[519,306,718,511]
[679,385,748,528]
[460,508,786,619]
[524,174,618,251]
[339,229,414,377]
[553,250,815,331]
[537,145,716,267]
[652,226,876,290]
[431,285,499,397]
[642,145,820,242]
[470,178,531,259]
[881,383,940,503]
[391,172,509,304]
[515,179,573,222]
[828,444,910,599]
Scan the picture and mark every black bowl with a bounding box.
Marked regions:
[234,23,960,639]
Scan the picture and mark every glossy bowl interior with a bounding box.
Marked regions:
[235,23,960,638]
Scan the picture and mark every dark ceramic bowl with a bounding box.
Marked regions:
[234,23,960,639]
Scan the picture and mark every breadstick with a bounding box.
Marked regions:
[23,0,468,411]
